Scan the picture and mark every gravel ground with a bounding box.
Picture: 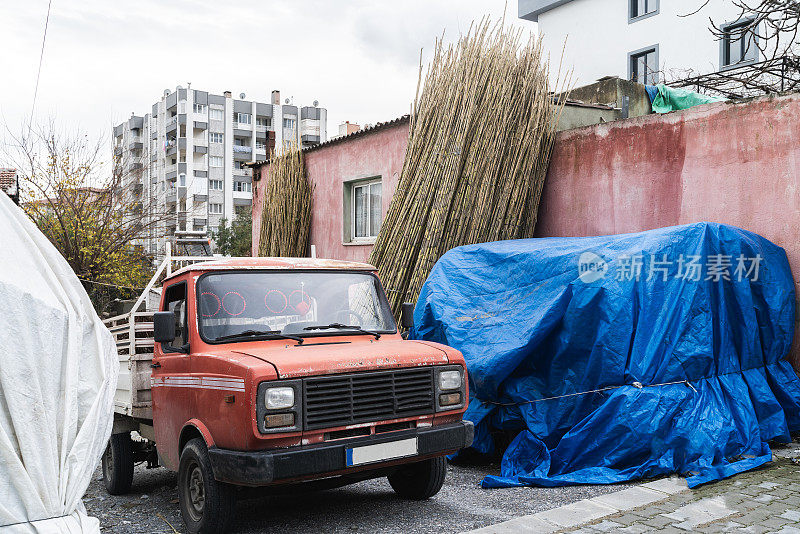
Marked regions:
[84,461,632,533]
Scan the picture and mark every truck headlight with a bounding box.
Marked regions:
[438,370,462,391]
[265,387,295,410]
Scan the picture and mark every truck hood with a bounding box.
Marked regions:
[232,338,451,378]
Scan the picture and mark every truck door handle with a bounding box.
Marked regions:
[151,362,161,369]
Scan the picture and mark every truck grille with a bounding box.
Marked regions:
[303,367,435,430]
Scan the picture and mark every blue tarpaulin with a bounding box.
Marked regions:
[412,223,800,488]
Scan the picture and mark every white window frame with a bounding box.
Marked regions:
[209,108,224,121]
[256,117,271,127]
[236,112,251,125]
[209,203,223,215]
[193,103,207,114]
[209,156,224,168]
[283,118,296,129]
[347,178,382,244]
[209,132,224,144]
[209,179,223,191]
[234,181,252,193]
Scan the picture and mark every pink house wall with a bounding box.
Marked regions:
[253,120,410,263]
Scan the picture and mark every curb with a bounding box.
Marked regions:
[464,477,689,533]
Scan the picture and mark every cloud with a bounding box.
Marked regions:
[0,0,533,144]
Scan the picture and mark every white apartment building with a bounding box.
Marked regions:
[114,86,327,255]
[519,0,773,87]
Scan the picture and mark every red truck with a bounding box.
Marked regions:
[102,254,473,533]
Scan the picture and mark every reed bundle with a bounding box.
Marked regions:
[258,145,313,257]
[369,18,570,316]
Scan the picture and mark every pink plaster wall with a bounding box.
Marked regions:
[535,93,800,367]
[252,120,410,263]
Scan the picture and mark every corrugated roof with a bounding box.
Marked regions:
[0,169,18,192]
[247,115,410,168]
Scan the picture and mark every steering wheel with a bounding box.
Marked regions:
[334,309,364,325]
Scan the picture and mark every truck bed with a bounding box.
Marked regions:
[104,312,155,420]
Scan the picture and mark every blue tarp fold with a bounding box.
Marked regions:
[412,223,800,488]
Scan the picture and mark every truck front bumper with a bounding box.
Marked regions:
[207,421,474,486]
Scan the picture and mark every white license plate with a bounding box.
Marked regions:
[346,437,418,467]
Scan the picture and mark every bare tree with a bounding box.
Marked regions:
[1,120,175,311]
[684,1,799,62]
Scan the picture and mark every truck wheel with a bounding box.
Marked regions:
[387,456,447,500]
[102,432,134,495]
[178,438,235,534]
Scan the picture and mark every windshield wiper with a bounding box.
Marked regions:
[214,329,304,344]
[303,323,381,340]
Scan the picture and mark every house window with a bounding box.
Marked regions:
[629,0,658,22]
[628,45,659,84]
[209,132,224,143]
[193,103,207,114]
[209,108,224,121]
[350,179,382,240]
[209,156,224,167]
[236,113,251,125]
[234,181,252,193]
[209,179,223,190]
[283,118,296,129]
[209,203,223,214]
[721,19,759,69]
[256,117,271,127]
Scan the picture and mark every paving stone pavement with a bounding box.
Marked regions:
[468,442,800,534]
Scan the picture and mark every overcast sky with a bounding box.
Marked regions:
[0,1,531,144]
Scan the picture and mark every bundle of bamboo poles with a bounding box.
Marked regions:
[369,18,569,316]
[258,144,313,257]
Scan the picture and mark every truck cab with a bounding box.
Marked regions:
[102,257,473,534]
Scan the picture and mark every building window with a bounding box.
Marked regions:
[178,173,186,187]
[629,0,658,22]
[628,45,659,84]
[209,203,223,214]
[234,181,252,193]
[193,103,207,114]
[209,132,224,144]
[236,113,251,125]
[347,179,382,241]
[209,108,224,121]
[256,117,271,127]
[255,140,266,150]
[721,18,759,69]
[209,156,224,167]
[209,179,223,190]
[283,118,296,129]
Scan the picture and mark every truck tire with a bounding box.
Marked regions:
[102,432,134,495]
[387,456,447,500]
[178,438,236,534]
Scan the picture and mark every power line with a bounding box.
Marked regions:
[28,0,53,136]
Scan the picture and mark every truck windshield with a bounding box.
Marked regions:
[196,271,397,343]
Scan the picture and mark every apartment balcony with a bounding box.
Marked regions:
[133,183,143,195]
[166,190,177,204]
[129,138,144,151]
[150,152,158,162]
[114,146,123,156]
[194,145,208,154]
[151,130,158,140]
[233,167,251,177]
[128,162,144,172]
[194,170,208,178]
[232,145,252,160]
[301,134,320,145]
[194,121,207,130]
[193,218,207,227]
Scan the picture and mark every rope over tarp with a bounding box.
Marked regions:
[412,222,800,488]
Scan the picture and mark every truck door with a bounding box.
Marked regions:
[151,280,193,471]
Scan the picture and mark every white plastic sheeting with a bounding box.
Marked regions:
[0,193,118,533]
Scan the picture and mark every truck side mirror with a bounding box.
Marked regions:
[154,311,188,354]
[401,302,415,330]
[153,311,177,343]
